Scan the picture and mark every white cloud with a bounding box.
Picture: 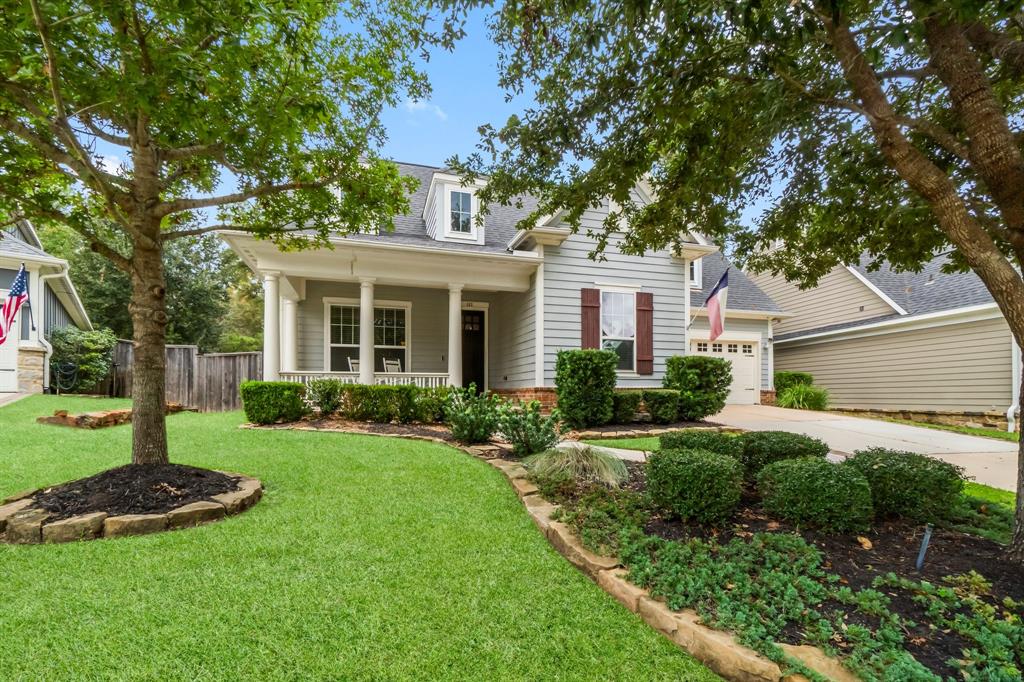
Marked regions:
[402,99,448,122]
[97,155,123,175]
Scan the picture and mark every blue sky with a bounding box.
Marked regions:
[377,11,520,168]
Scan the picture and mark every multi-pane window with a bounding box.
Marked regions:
[450,191,472,233]
[328,304,408,372]
[727,343,738,353]
[743,344,754,354]
[696,342,708,352]
[712,342,723,353]
[600,290,636,371]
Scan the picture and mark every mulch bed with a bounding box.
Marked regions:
[300,417,458,442]
[31,464,241,521]
[617,462,1024,678]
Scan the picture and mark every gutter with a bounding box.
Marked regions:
[37,267,67,392]
[1010,336,1021,433]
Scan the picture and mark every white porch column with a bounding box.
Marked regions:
[448,283,463,387]
[281,298,298,373]
[262,272,281,380]
[358,278,375,384]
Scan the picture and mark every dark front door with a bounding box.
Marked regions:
[462,310,486,393]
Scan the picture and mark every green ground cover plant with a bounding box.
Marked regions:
[0,395,716,681]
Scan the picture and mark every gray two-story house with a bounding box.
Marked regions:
[221,162,784,406]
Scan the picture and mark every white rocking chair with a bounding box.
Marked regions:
[382,358,402,373]
[347,357,359,372]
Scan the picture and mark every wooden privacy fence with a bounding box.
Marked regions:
[103,340,262,412]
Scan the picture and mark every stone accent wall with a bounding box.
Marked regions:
[491,387,558,410]
[834,407,1019,433]
[760,390,776,406]
[16,347,46,393]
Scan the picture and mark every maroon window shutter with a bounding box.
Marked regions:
[636,291,654,375]
[581,288,600,349]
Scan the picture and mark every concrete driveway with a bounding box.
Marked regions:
[714,405,1019,492]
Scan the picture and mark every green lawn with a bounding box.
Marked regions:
[0,396,716,681]
[584,437,660,451]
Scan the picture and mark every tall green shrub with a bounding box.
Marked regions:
[758,459,873,533]
[240,381,307,425]
[611,390,643,424]
[774,371,814,394]
[646,448,743,524]
[642,389,680,424]
[554,349,618,428]
[663,355,731,421]
[307,379,344,415]
[847,448,965,522]
[48,327,118,391]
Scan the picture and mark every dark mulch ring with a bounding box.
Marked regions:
[298,417,458,442]
[31,464,241,521]
[617,462,1024,679]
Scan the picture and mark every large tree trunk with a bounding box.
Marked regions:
[1009,355,1024,562]
[128,236,169,465]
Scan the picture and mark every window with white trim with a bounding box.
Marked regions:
[689,259,702,288]
[600,290,636,372]
[328,303,408,372]
[696,341,708,352]
[712,342,723,353]
[450,191,472,234]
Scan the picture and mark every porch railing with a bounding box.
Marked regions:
[279,371,450,389]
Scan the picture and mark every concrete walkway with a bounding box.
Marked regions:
[714,405,1018,492]
[0,393,27,409]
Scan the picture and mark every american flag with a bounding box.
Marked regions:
[705,268,729,342]
[0,265,28,347]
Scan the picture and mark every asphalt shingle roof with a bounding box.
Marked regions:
[692,252,783,314]
[0,232,54,260]
[851,252,994,316]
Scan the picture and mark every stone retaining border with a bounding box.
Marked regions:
[568,425,745,440]
[0,473,262,545]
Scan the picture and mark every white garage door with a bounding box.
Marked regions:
[0,290,18,392]
[690,339,758,405]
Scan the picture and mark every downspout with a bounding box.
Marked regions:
[37,266,67,392]
[1009,335,1021,433]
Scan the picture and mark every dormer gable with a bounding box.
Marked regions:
[422,171,487,245]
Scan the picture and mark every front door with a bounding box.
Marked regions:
[0,291,18,392]
[461,310,486,393]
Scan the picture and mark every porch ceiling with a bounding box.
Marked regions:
[221,231,540,293]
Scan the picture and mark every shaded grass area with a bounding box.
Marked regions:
[584,436,660,451]
[0,396,716,681]
[949,482,1017,544]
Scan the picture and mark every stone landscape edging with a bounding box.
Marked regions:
[0,473,263,544]
[568,425,745,440]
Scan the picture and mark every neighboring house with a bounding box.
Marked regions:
[749,253,1021,429]
[0,220,92,393]
[222,162,785,406]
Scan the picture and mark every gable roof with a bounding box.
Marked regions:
[694,252,784,314]
[338,161,539,255]
[850,252,994,316]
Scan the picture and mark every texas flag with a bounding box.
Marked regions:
[705,269,729,341]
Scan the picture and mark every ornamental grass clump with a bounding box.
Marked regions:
[776,384,830,411]
[524,443,628,487]
[739,431,830,479]
[646,448,742,525]
[757,458,874,533]
[847,447,965,522]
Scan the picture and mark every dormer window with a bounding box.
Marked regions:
[450,191,472,233]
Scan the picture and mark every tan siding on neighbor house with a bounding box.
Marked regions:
[774,316,1013,412]
[749,267,894,335]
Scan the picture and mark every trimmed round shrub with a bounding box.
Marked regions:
[612,390,643,424]
[774,371,814,394]
[660,430,743,458]
[663,355,732,421]
[307,378,344,415]
[758,458,873,533]
[740,431,829,479]
[646,448,743,524]
[776,384,830,411]
[555,349,618,428]
[642,389,680,424]
[846,448,965,522]
[240,381,307,425]
[343,384,419,423]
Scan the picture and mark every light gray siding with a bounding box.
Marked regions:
[43,283,74,335]
[296,280,532,390]
[775,315,1013,413]
[690,316,772,389]
[541,224,689,387]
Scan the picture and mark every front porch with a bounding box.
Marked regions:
[230,231,542,392]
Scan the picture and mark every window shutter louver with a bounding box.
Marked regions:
[581,288,600,349]
[636,291,654,375]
